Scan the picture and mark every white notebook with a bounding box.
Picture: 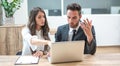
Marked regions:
[15,56,39,65]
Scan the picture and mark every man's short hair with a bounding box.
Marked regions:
[67,3,81,14]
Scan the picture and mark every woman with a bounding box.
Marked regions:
[21,7,51,57]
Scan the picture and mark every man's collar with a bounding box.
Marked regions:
[69,22,80,33]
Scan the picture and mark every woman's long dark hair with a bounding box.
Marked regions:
[28,7,50,40]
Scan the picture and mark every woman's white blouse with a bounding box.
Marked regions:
[21,27,45,55]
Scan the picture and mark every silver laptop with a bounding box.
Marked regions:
[48,40,85,63]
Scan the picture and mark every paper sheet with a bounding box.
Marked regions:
[15,56,39,65]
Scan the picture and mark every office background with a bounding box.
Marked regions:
[28,0,120,15]
[1,0,120,46]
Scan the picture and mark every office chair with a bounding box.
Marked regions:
[16,50,22,55]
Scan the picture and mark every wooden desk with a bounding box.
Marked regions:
[0,24,25,55]
[0,53,120,66]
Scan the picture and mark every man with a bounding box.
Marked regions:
[55,3,96,55]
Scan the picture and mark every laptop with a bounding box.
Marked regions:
[48,40,85,63]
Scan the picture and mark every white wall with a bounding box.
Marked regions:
[14,0,28,25]
[84,14,120,46]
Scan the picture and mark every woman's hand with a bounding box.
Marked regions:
[33,51,43,57]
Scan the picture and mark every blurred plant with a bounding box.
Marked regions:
[1,0,22,17]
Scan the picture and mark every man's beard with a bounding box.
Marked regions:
[70,22,79,28]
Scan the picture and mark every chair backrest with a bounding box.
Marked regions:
[16,50,22,55]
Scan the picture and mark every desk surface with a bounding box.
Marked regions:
[0,53,120,66]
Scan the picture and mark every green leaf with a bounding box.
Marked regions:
[1,0,22,17]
